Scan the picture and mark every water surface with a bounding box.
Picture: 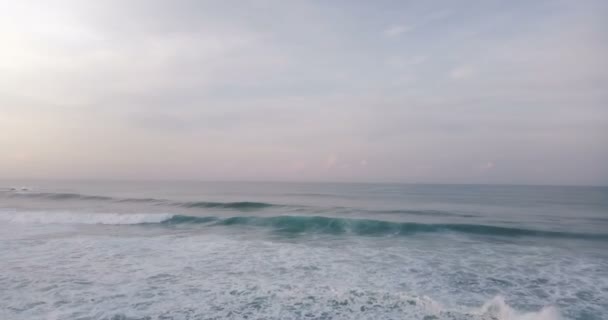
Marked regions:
[1,181,607,319]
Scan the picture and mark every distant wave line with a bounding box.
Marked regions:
[3,191,278,211]
[2,190,476,217]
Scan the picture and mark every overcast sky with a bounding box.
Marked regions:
[1,0,607,185]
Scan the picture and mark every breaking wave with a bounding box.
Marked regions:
[0,211,174,225]
[474,296,562,320]
[2,211,607,241]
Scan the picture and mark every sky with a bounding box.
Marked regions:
[0,0,607,185]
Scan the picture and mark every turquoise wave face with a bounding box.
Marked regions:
[161,214,608,241]
[3,189,608,241]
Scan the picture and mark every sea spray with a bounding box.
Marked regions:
[476,296,562,320]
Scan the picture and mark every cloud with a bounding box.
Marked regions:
[0,0,606,184]
[483,162,495,170]
[449,65,475,80]
[383,25,412,38]
[325,154,338,169]
[386,55,427,68]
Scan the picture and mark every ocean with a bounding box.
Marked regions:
[1,181,606,320]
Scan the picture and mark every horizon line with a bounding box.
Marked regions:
[1,178,606,188]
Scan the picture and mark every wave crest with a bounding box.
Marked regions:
[0,212,174,225]
[3,211,605,241]
[3,191,279,211]
[179,201,276,210]
[198,215,608,240]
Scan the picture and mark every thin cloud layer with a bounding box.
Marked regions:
[0,0,606,185]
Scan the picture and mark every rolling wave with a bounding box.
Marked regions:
[367,209,478,218]
[2,211,606,241]
[0,212,174,225]
[3,191,279,211]
[178,201,276,210]
[167,215,608,240]
[10,192,114,201]
[1,190,473,216]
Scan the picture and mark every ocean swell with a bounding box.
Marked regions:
[178,201,276,210]
[0,211,174,225]
[2,211,607,241]
[3,191,280,211]
[2,190,473,216]
[198,215,608,240]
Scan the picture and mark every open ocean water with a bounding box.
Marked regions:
[0,181,607,320]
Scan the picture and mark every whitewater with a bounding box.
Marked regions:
[1,181,607,320]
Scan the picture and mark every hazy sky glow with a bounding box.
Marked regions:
[1,0,607,185]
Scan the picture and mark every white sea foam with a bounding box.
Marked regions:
[1,222,597,320]
[475,296,561,320]
[0,211,174,225]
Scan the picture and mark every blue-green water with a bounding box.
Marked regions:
[1,181,607,319]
